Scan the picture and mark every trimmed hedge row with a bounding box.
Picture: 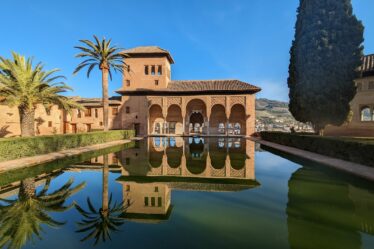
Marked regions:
[0,130,135,162]
[260,132,374,167]
[0,141,135,186]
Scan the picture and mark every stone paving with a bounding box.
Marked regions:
[0,139,132,173]
[250,137,374,182]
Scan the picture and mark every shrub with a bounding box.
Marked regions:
[0,130,135,162]
[260,132,374,167]
[0,141,135,186]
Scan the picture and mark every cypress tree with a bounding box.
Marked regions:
[288,0,364,135]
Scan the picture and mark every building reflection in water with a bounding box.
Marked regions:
[287,166,374,249]
[115,137,259,223]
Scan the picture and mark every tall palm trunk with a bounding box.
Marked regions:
[101,65,109,132]
[19,177,36,200]
[18,107,35,137]
[102,154,109,216]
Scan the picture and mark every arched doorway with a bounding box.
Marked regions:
[149,105,164,134]
[229,104,246,135]
[186,99,207,135]
[210,104,227,135]
[166,105,183,135]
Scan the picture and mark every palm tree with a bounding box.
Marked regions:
[0,52,81,137]
[74,155,129,245]
[0,176,86,249]
[73,35,127,131]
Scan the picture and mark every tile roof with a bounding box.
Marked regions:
[361,54,374,77]
[122,46,174,64]
[69,97,121,106]
[116,79,261,95]
[167,80,260,92]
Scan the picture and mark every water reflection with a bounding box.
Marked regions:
[116,137,258,223]
[261,145,374,249]
[287,166,374,249]
[73,155,129,245]
[0,173,86,249]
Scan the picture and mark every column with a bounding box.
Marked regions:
[206,152,211,177]
[225,96,231,136]
[181,97,187,136]
[205,118,210,136]
[225,155,231,177]
[162,152,168,175]
[182,116,186,136]
[206,96,211,136]
[162,97,168,135]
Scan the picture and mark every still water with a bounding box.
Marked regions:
[0,137,373,249]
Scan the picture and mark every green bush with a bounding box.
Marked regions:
[0,130,135,162]
[0,141,135,186]
[260,132,374,167]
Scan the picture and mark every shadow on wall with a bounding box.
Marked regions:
[112,96,148,135]
[0,125,12,138]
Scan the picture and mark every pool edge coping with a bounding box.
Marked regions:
[0,139,138,173]
[249,137,374,182]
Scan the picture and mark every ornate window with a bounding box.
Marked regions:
[361,106,372,121]
[234,123,241,135]
[218,123,225,134]
[155,123,161,134]
[151,65,156,75]
[144,65,149,75]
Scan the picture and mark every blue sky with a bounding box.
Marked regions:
[1,0,373,101]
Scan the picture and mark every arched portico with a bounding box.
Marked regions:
[149,104,164,135]
[210,104,227,135]
[166,105,183,135]
[146,95,254,137]
[186,99,207,135]
[228,104,246,135]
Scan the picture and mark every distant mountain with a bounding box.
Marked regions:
[255,98,313,132]
[256,98,294,120]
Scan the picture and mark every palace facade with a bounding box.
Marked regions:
[325,54,374,136]
[0,46,261,138]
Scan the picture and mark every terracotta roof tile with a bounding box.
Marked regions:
[167,79,260,92]
[116,79,261,95]
[69,97,121,106]
[122,46,174,63]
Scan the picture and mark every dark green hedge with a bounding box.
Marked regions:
[260,132,374,167]
[0,141,135,186]
[0,130,135,162]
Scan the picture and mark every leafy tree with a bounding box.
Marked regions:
[0,52,81,137]
[288,0,364,135]
[0,176,86,249]
[73,36,127,131]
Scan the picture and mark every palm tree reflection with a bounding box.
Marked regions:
[74,154,129,245]
[0,176,86,249]
[75,194,128,245]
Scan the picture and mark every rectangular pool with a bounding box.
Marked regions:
[0,137,373,249]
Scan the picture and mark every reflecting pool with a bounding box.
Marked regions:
[0,137,373,249]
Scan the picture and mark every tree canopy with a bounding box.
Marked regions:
[288,0,364,134]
